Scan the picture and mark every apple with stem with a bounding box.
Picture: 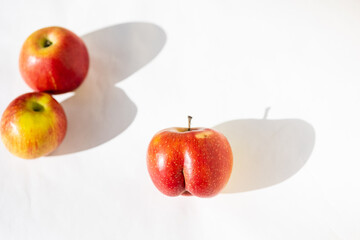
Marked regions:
[147,116,233,197]
[0,92,67,159]
[19,26,89,94]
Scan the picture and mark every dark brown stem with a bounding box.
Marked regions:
[188,116,192,131]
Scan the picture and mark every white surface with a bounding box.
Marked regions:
[1,0,359,239]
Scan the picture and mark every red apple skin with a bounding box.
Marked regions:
[147,127,233,197]
[0,92,67,159]
[19,26,89,94]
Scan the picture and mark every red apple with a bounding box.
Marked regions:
[0,92,67,159]
[19,26,89,94]
[147,116,233,197]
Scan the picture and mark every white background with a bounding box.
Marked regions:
[1,0,360,239]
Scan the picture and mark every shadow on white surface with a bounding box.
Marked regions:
[51,22,166,155]
[215,116,315,193]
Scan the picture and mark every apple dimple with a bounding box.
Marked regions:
[26,101,45,113]
[37,35,54,50]
[42,39,53,48]
[31,102,44,112]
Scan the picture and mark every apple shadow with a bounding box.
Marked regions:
[51,22,166,155]
[214,118,315,193]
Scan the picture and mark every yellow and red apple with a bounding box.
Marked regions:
[19,26,89,94]
[0,92,67,159]
[147,117,233,197]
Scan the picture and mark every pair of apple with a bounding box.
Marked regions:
[1,26,89,159]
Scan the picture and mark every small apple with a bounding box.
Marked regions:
[1,92,67,159]
[147,116,233,197]
[19,26,89,94]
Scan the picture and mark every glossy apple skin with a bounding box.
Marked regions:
[147,127,233,197]
[19,26,89,94]
[0,92,67,159]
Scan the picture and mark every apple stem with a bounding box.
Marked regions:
[188,116,192,131]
